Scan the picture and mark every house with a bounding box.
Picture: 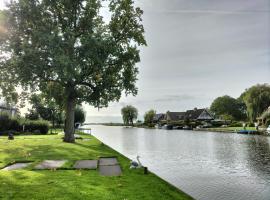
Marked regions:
[162,108,214,123]
[184,108,214,121]
[0,104,18,117]
[164,111,186,121]
[153,113,165,123]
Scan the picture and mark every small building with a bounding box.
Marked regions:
[0,105,18,117]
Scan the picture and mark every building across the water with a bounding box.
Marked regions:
[155,108,214,123]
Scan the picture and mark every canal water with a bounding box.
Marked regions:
[85,125,270,200]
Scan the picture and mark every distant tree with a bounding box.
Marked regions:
[74,106,86,124]
[144,109,156,126]
[240,84,270,122]
[25,109,39,120]
[121,105,138,126]
[30,93,64,128]
[210,95,247,121]
[0,0,146,143]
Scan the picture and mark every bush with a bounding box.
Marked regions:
[228,122,243,127]
[247,122,255,127]
[24,120,49,134]
[0,114,22,132]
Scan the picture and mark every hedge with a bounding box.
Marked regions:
[24,120,49,134]
[0,114,49,135]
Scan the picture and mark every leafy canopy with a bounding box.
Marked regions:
[144,109,156,125]
[210,95,246,121]
[0,0,146,108]
[240,84,270,122]
[121,105,138,125]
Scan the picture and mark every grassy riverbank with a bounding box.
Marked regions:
[0,132,193,200]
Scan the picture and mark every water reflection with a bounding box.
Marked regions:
[87,125,270,200]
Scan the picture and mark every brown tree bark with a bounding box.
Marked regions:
[63,95,76,143]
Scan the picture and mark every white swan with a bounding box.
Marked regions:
[130,155,142,169]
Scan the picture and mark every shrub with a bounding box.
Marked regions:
[0,114,22,132]
[228,122,243,127]
[247,122,255,127]
[24,120,49,134]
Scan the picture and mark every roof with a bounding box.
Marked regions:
[185,109,204,120]
[185,108,213,120]
[153,113,165,121]
[0,105,17,111]
[167,112,186,121]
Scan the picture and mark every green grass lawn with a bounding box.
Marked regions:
[0,133,193,200]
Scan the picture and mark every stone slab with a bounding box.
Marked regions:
[99,157,119,166]
[99,165,122,176]
[2,163,32,171]
[35,160,67,170]
[73,160,98,169]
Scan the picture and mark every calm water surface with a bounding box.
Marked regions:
[86,125,270,200]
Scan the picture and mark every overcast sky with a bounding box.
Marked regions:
[1,0,270,122]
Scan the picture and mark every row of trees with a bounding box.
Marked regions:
[25,93,86,128]
[121,105,155,126]
[210,84,270,123]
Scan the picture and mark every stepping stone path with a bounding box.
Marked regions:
[2,162,32,171]
[74,160,98,169]
[98,157,122,176]
[35,160,67,170]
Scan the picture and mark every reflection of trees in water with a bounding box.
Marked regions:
[245,136,270,179]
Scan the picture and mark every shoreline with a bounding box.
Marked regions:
[0,132,193,200]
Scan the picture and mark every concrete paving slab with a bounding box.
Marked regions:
[73,160,98,169]
[99,165,122,176]
[99,157,119,166]
[35,160,67,170]
[2,163,32,171]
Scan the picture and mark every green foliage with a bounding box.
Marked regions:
[0,114,20,132]
[121,105,138,126]
[25,109,40,120]
[0,0,146,142]
[228,122,243,127]
[210,95,247,121]
[144,109,156,126]
[29,93,64,126]
[74,106,86,124]
[240,84,270,122]
[24,120,49,134]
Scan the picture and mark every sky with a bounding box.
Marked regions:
[1,0,270,122]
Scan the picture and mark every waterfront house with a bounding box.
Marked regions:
[164,111,186,121]
[153,113,165,123]
[184,108,214,121]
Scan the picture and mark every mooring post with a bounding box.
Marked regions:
[144,167,148,174]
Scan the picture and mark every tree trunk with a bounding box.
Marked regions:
[64,96,76,143]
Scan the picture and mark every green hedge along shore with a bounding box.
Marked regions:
[0,132,193,200]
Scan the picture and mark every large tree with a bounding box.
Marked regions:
[210,95,247,121]
[0,0,146,142]
[144,109,156,126]
[121,105,138,126]
[240,84,270,122]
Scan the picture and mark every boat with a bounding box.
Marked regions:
[162,124,173,130]
[237,130,257,134]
